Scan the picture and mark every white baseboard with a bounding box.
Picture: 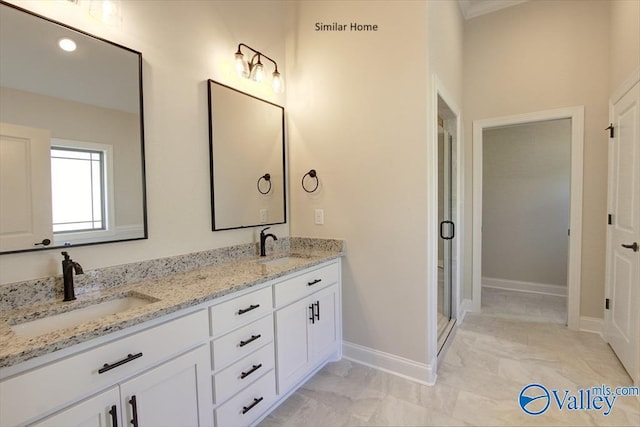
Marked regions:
[579,316,603,336]
[458,298,474,323]
[482,277,567,297]
[342,341,436,386]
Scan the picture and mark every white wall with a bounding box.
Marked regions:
[287,0,464,369]
[463,0,610,317]
[609,0,640,93]
[0,0,289,284]
[482,119,571,287]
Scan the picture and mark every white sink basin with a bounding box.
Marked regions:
[259,256,308,267]
[11,295,155,338]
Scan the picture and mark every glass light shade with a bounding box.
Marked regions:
[252,62,264,83]
[89,0,123,25]
[272,70,283,93]
[234,52,246,77]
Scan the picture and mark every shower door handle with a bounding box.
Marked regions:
[440,221,455,240]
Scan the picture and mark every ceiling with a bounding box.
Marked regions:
[458,0,528,20]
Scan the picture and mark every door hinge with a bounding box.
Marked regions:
[605,298,610,310]
[605,123,614,138]
[568,228,570,236]
[608,214,613,225]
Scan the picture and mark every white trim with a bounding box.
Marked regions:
[472,106,584,330]
[342,341,436,386]
[458,298,473,323]
[579,316,603,336]
[459,0,528,20]
[611,68,640,105]
[482,277,567,297]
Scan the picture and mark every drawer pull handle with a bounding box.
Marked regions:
[314,301,320,321]
[129,395,139,427]
[307,278,322,286]
[239,334,261,347]
[309,304,315,324]
[242,397,264,415]
[240,363,263,379]
[109,404,118,427]
[98,352,143,374]
[238,304,260,315]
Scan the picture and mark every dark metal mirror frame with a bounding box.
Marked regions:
[0,1,148,254]
[207,80,287,231]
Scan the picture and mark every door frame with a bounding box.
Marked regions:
[472,106,584,330]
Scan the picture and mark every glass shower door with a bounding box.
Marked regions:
[438,123,456,350]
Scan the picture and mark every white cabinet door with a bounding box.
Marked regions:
[0,122,53,252]
[275,298,311,393]
[309,285,338,365]
[605,82,640,384]
[120,345,213,427]
[32,387,120,427]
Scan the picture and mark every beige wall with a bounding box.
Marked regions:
[610,0,640,93]
[0,0,289,284]
[482,119,571,287]
[463,0,611,318]
[287,0,464,365]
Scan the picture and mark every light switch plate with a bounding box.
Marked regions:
[260,209,268,223]
[315,209,324,225]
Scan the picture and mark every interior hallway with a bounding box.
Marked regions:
[260,295,639,426]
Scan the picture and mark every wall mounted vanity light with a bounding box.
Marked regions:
[257,173,272,195]
[302,169,319,193]
[234,43,283,93]
[89,0,123,25]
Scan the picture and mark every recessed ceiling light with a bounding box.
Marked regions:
[58,38,77,52]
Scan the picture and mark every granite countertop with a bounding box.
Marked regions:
[0,249,342,370]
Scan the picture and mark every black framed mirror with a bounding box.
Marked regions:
[207,80,286,231]
[0,1,147,254]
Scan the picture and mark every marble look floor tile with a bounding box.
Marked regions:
[259,293,639,427]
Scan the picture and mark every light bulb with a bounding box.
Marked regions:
[235,52,246,77]
[272,70,283,93]
[253,62,264,83]
[58,38,77,52]
[89,0,123,25]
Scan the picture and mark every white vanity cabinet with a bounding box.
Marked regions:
[0,310,213,427]
[209,285,277,426]
[274,262,341,394]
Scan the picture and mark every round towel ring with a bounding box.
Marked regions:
[302,169,319,193]
[257,173,272,194]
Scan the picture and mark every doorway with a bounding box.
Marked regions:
[481,119,570,323]
[472,107,584,329]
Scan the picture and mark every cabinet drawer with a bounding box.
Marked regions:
[210,286,272,337]
[215,370,276,427]
[211,314,273,371]
[274,262,339,308]
[213,343,274,404]
[0,310,208,427]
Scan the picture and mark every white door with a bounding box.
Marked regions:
[0,122,53,252]
[120,346,213,427]
[605,82,640,384]
[309,285,338,364]
[275,299,311,393]
[32,387,120,427]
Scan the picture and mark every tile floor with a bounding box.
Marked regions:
[259,289,640,426]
